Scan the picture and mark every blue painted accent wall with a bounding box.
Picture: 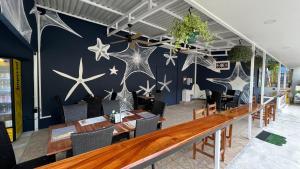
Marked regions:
[1,1,257,130]
[38,14,196,128]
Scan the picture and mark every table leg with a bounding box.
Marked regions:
[248,114,252,139]
[259,109,264,128]
[214,129,221,169]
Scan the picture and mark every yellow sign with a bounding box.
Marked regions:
[13,59,22,140]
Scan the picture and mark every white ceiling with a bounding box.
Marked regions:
[194,0,300,68]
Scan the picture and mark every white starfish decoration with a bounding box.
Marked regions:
[163,53,177,66]
[158,74,172,92]
[182,53,220,73]
[138,80,155,96]
[104,89,114,100]
[109,66,118,75]
[110,43,156,84]
[88,38,110,61]
[207,62,250,103]
[116,83,133,111]
[30,6,82,38]
[53,58,105,101]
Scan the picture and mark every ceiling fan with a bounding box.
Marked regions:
[110,24,149,49]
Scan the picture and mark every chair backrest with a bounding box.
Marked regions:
[135,115,160,137]
[0,121,16,169]
[132,91,138,110]
[63,103,87,123]
[211,91,222,110]
[193,108,206,120]
[252,96,257,104]
[54,95,65,123]
[86,96,103,118]
[205,89,212,103]
[151,101,166,117]
[233,90,242,105]
[111,92,117,100]
[207,103,217,116]
[226,90,235,96]
[71,125,114,155]
[102,100,120,115]
[153,92,164,102]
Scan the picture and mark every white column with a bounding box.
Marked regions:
[277,63,281,93]
[277,63,281,112]
[214,129,221,169]
[35,11,51,120]
[194,55,197,96]
[248,44,255,139]
[283,68,287,89]
[259,52,266,128]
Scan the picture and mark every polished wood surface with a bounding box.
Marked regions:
[40,104,261,169]
[47,111,165,156]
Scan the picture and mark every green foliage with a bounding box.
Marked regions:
[170,12,213,51]
[228,45,253,62]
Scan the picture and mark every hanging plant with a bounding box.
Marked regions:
[228,43,253,62]
[169,8,213,52]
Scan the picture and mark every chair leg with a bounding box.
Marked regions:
[221,129,226,161]
[227,125,233,148]
[151,164,155,169]
[193,143,196,159]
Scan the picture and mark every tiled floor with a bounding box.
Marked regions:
[226,105,300,169]
[14,101,298,169]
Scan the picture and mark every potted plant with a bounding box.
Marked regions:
[169,8,213,51]
[228,43,253,63]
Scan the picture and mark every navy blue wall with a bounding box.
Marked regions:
[1,1,257,130]
[38,14,196,128]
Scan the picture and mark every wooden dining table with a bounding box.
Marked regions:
[39,103,263,169]
[47,110,165,156]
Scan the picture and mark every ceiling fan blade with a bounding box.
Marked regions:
[136,40,149,45]
[112,34,127,39]
[110,40,127,45]
[131,32,142,39]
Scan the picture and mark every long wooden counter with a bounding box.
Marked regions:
[38,104,262,169]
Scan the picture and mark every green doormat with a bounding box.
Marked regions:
[256,131,287,146]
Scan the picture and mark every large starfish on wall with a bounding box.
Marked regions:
[53,58,105,101]
[88,38,110,61]
[207,62,250,103]
[110,43,156,84]
[116,83,133,111]
[30,6,82,38]
[158,74,172,92]
[182,53,220,73]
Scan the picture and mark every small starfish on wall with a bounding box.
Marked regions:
[53,58,105,101]
[163,53,177,66]
[158,74,172,92]
[104,89,114,100]
[88,38,110,61]
[109,66,118,75]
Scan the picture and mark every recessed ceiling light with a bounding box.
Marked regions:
[264,19,277,24]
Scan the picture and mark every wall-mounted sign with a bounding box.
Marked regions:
[215,61,230,70]
[13,59,22,140]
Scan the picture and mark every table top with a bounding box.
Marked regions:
[39,104,261,169]
[47,110,165,156]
